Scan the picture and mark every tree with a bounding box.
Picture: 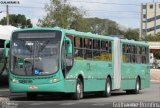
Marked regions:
[83,17,124,35]
[38,0,87,31]
[0,14,32,28]
[123,28,139,40]
[145,32,160,41]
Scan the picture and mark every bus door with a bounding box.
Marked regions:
[61,37,73,78]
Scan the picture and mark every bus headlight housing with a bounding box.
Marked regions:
[50,78,60,83]
[11,79,19,83]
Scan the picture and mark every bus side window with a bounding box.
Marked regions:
[131,45,135,63]
[125,44,129,53]
[135,46,138,63]
[142,47,147,64]
[137,46,142,64]
[65,40,73,66]
[100,40,112,61]
[101,40,106,61]
[108,41,112,53]
[124,44,130,63]
[93,39,100,60]
[84,38,92,60]
[74,36,83,59]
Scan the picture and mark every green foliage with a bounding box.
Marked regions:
[154,51,160,59]
[38,0,140,40]
[83,17,123,35]
[38,0,85,29]
[144,32,160,41]
[0,14,32,28]
[144,32,160,59]
[70,17,91,32]
[123,28,139,41]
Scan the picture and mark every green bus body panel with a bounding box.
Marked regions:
[9,72,76,93]
[10,80,77,93]
[66,60,113,92]
[120,40,150,90]
[10,81,64,92]
[121,63,150,90]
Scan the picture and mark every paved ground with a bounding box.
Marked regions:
[0,70,159,108]
[0,83,160,108]
[150,69,160,82]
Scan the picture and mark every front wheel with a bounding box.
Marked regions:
[103,78,111,97]
[72,78,83,100]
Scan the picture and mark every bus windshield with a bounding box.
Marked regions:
[11,30,62,76]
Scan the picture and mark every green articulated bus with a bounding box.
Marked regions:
[9,27,150,100]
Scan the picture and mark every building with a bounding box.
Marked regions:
[148,42,160,68]
[141,2,160,38]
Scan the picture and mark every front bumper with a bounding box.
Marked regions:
[9,80,65,93]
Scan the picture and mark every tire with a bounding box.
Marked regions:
[103,77,111,97]
[27,92,37,100]
[72,78,83,100]
[133,78,140,94]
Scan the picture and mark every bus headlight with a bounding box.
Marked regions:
[50,78,60,83]
[11,79,19,83]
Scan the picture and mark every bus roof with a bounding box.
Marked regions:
[64,29,114,41]
[13,27,148,46]
[120,39,148,46]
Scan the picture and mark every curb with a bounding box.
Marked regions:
[150,80,160,83]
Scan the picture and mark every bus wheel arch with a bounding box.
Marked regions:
[107,75,112,90]
[72,74,84,100]
[137,76,141,90]
[77,74,84,87]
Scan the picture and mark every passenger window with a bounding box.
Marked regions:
[93,39,100,60]
[100,40,112,61]
[84,38,92,60]
[122,44,130,63]
[74,36,83,59]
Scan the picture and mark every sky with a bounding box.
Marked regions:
[0,0,160,28]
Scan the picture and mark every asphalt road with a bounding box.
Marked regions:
[0,83,160,108]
